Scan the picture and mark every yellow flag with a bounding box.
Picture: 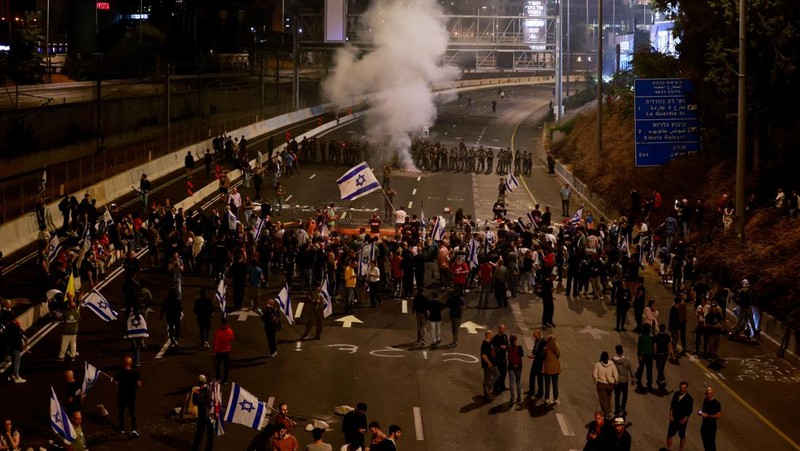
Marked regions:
[66,271,76,299]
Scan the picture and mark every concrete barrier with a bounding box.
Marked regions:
[2,77,557,258]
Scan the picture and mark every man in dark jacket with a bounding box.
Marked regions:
[527,329,546,398]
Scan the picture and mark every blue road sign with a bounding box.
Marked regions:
[634,78,701,167]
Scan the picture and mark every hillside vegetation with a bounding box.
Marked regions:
[551,107,800,329]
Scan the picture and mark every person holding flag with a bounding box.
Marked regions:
[301,282,326,340]
[261,297,282,357]
[190,374,216,451]
[57,298,81,362]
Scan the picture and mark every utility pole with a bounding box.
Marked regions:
[555,0,563,120]
[735,0,746,246]
[293,14,300,110]
[165,63,171,152]
[596,0,603,155]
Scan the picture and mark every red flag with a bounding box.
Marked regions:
[186,178,194,196]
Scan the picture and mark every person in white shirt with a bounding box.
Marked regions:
[593,351,619,418]
[229,187,242,217]
[367,260,382,307]
[393,208,407,233]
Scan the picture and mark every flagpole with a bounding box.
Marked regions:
[381,189,396,213]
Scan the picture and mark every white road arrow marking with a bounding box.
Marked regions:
[578,325,611,340]
[335,315,364,328]
[325,344,358,354]
[460,321,486,334]
[228,308,261,322]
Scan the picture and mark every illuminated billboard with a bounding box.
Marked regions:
[524,0,547,51]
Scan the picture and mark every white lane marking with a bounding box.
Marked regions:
[402,300,408,314]
[511,302,532,352]
[155,340,171,359]
[295,302,305,319]
[295,342,302,352]
[340,211,347,220]
[412,188,417,196]
[413,407,425,441]
[309,173,316,180]
[556,413,575,436]
[416,176,421,182]
[407,201,413,209]
[285,194,294,202]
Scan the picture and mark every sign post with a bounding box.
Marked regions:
[634,78,701,167]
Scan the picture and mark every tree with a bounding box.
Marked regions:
[5,11,45,85]
[651,0,800,180]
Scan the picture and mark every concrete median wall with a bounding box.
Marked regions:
[1,77,555,257]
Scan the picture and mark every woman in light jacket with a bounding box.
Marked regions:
[542,335,561,405]
[593,351,619,418]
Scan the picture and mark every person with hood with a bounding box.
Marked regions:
[593,351,619,418]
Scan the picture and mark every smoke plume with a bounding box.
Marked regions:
[322,0,458,170]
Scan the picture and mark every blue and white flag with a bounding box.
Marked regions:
[38,167,47,196]
[80,221,92,253]
[520,211,538,230]
[82,361,101,396]
[103,208,114,227]
[215,277,227,317]
[357,242,376,277]
[211,380,225,436]
[420,207,427,240]
[276,285,294,325]
[505,172,520,193]
[226,209,239,230]
[50,386,76,444]
[124,313,149,339]
[571,204,585,225]
[47,234,62,264]
[224,383,268,430]
[83,289,118,322]
[336,162,382,201]
[431,216,447,241]
[468,238,480,269]
[321,276,333,318]
[253,216,266,241]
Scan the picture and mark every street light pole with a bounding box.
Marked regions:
[45,0,50,83]
[596,0,603,155]
[556,0,563,120]
[735,0,746,245]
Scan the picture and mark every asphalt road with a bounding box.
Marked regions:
[2,86,800,451]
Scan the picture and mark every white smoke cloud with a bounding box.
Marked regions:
[321,0,458,170]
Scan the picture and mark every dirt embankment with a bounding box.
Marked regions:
[551,107,800,326]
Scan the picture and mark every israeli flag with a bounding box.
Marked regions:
[211,380,225,437]
[38,167,47,196]
[47,234,62,264]
[321,276,333,318]
[357,242,376,277]
[336,162,382,201]
[83,289,118,322]
[82,362,101,396]
[520,212,538,230]
[103,208,114,226]
[215,277,227,317]
[253,217,266,241]
[50,386,76,444]
[80,221,92,253]
[571,204,585,225]
[224,383,268,430]
[505,172,520,193]
[420,208,426,240]
[468,238,480,269]
[276,285,294,325]
[124,313,149,339]
[226,209,239,230]
[431,216,447,241]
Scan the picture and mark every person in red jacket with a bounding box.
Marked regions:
[450,257,469,296]
[212,318,235,383]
